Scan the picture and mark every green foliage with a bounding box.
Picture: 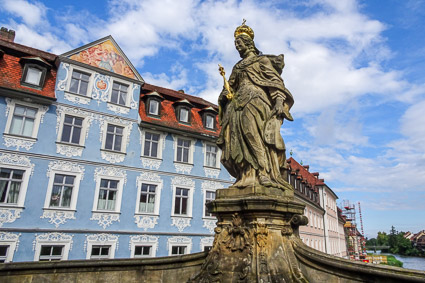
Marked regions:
[377,232,388,246]
[385,255,403,267]
[366,238,377,246]
[374,226,424,257]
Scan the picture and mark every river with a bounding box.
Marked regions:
[391,254,425,271]
[368,250,425,271]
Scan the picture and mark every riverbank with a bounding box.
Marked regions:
[366,250,425,271]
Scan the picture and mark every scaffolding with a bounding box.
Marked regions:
[342,200,358,260]
[358,202,366,256]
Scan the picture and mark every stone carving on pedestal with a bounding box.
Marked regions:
[189,21,308,283]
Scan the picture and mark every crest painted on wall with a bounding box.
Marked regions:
[63,36,143,81]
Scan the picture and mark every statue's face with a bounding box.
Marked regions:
[235,37,247,55]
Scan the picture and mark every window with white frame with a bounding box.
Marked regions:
[48,174,74,208]
[167,236,191,256]
[171,246,186,255]
[43,163,83,212]
[138,183,156,214]
[148,99,160,116]
[143,132,160,158]
[24,66,43,86]
[178,107,190,123]
[176,138,191,163]
[174,187,189,216]
[204,114,215,130]
[33,232,72,262]
[205,144,218,168]
[0,245,9,263]
[39,245,64,261]
[110,81,128,106]
[104,124,124,151]
[4,99,48,141]
[9,104,37,137]
[134,245,152,258]
[90,245,111,259]
[0,168,25,205]
[130,235,158,258]
[204,190,215,217]
[60,115,83,144]
[96,179,119,211]
[69,70,90,96]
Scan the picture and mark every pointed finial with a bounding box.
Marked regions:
[290,149,293,156]
[242,19,246,25]
[300,160,303,165]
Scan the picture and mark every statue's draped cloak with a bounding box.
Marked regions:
[217,54,293,187]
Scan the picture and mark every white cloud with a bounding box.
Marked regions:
[1,0,47,26]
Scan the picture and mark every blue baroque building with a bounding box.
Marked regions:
[0,30,232,262]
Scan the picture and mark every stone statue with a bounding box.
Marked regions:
[217,20,294,190]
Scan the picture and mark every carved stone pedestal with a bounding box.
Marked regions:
[189,186,309,283]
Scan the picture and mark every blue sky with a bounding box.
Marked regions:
[1,0,425,238]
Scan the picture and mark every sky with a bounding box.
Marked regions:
[1,0,425,239]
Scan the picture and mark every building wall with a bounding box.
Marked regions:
[0,51,232,262]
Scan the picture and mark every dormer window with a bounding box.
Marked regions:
[24,66,43,86]
[148,99,160,116]
[174,99,193,124]
[205,114,215,129]
[20,57,51,89]
[200,107,218,130]
[179,107,189,123]
[143,91,164,118]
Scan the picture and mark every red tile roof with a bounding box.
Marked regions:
[288,157,324,187]
[0,39,57,99]
[140,83,220,138]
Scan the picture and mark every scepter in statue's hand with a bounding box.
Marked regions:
[218,64,233,100]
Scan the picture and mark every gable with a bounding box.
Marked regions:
[62,36,142,81]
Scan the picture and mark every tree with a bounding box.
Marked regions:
[366,238,377,246]
[388,226,397,249]
[377,232,388,246]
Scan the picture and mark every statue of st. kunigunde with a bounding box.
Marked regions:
[217,20,294,190]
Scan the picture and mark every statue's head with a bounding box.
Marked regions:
[234,20,261,56]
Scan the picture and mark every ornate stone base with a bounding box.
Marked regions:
[190,186,309,282]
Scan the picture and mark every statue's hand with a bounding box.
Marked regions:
[273,103,285,118]
[218,89,229,105]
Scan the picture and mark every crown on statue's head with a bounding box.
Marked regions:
[234,19,254,40]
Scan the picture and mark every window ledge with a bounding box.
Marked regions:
[203,165,220,170]
[147,114,161,119]
[21,82,43,90]
[0,205,24,209]
[173,161,194,166]
[107,102,130,109]
[202,216,217,220]
[64,91,91,100]
[91,210,121,215]
[171,215,193,219]
[141,156,162,161]
[43,207,76,212]
[134,213,159,217]
[56,141,85,148]
[3,133,37,141]
[100,149,126,155]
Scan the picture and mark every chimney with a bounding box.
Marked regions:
[0,27,16,42]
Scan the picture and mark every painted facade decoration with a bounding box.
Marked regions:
[69,39,136,79]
